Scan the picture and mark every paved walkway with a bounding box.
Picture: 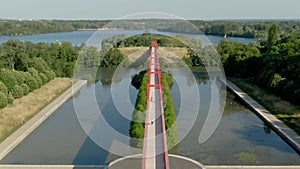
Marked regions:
[222,79,300,154]
[143,42,168,169]
[143,68,157,168]
[0,80,87,161]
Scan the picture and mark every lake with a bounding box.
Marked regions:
[0,30,257,47]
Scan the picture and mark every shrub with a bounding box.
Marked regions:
[7,93,14,104]
[0,69,18,90]
[28,68,43,87]
[13,70,26,85]
[283,81,297,100]
[258,70,275,88]
[21,84,30,95]
[11,85,23,99]
[0,92,8,109]
[23,72,39,92]
[45,70,56,81]
[293,89,300,105]
[28,67,39,76]
[274,78,288,96]
[269,73,285,91]
[39,73,48,84]
[129,122,144,138]
[34,75,43,87]
[28,57,51,74]
[0,81,8,94]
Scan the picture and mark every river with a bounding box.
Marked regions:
[0,31,299,165]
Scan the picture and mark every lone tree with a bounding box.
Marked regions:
[268,24,279,49]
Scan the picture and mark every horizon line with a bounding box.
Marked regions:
[1,18,300,21]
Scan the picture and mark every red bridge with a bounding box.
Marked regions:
[142,41,170,169]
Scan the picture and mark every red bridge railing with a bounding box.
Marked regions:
[142,41,170,169]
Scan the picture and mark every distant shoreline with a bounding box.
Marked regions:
[78,28,122,31]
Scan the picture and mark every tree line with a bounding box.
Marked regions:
[77,45,125,68]
[0,20,109,36]
[0,40,78,108]
[0,60,56,108]
[0,40,80,77]
[211,24,300,105]
[0,39,125,109]
[161,20,300,39]
[101,33,185,49]
[1,19,299,39]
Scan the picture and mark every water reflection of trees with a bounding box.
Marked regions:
[263,123,272,134]
[188,72,209,86]
[96,68,122,86]
[223,93,252,116]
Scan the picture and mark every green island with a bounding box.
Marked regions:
[129,70,178,149]
[102,33,185,48]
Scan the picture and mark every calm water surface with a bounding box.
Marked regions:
[0,30,257,46]
[1,68,299,165]
[0,31,298,165]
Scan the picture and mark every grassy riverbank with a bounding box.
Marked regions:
[0,78,72,142]
[119,47,187,62]
[230,78,300,135]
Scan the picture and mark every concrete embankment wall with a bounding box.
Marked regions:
[0,165,105,169]
[0,165,299,169]
[206,166,300,169]
[0,80,87,161]
[222,79,300,154]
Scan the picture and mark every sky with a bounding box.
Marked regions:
[0,0,300,20]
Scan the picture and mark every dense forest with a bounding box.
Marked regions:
[183,24,300,105]
[0,40,80,77]
[1,19,299,39]
[0,39,125,109]
[0,40,78,108]
[218,24,300,105]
